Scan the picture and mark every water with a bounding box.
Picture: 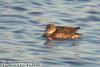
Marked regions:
[0,0,100,67]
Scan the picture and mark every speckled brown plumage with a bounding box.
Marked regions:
[42,24,81,40]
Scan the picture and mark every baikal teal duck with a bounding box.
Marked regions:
[42,23,81,40]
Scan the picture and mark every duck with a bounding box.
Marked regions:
[42,23,81,40]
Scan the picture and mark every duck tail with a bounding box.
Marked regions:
[75,27,80,30]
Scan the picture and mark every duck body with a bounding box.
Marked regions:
[42,24,81,40]
[47,32,81,40]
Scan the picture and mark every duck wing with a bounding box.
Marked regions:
[56,26,79,34]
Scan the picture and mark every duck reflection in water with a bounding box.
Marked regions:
[44,40,80,58]
[44,39,78,46]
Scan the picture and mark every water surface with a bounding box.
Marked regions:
[0,0,100,67]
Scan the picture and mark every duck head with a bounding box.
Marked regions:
[45,24,56,36]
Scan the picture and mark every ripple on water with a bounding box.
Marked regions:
[0,58,18,61]
[82,57,98,61]
[76,23,90,28]
[87,11,100,14]
[77,16,100,22]
[0,15,29,19]
[0,50,9,53]
[11,6,27,11]
[64,0,76,2]
[29,20,41,25]
[19,41,37,44]
[0,21,26,25]
[27,48,52,53]
[84,35,100,44]
[31,1,44,7]
[78,0,91,2]
[0,26,11,29]
[28,12,43,16]
[43,0,54,5]
[41,61,63,65]
[61,19,76,23]
[13,30,25,34]
[61,57,77,60]
[62,60,91,66]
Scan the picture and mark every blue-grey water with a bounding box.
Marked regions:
[0,0,100,67]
